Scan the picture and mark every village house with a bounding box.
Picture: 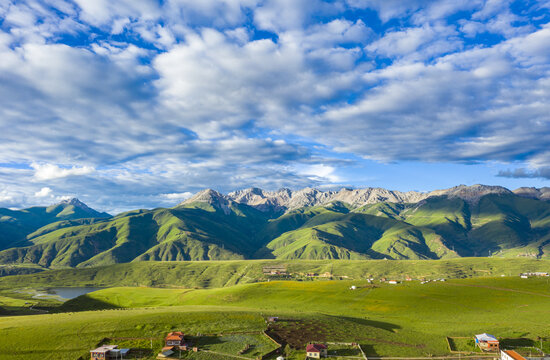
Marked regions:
[388,280,398,284]
[520,272,549,278]
[306,343,327,358]
[165,331,185,348]
[90,345,130,360]
[263,265,288,275]
[475,333,499,351]
[501,349,527,360]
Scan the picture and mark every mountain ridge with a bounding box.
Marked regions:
[184,184,528,213]
[0,185,549,268]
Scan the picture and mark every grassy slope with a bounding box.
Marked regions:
[2,276,550,359]
[0,307,267,360]
[260,204,457,260]
[1,193,550,267]
[0,203,110,251]
[0,205,269,268]
[0,258,549,289]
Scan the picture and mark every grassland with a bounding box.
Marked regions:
[0,258,549,290]
[1,274,549,360]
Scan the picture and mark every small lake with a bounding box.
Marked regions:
[31,287,104,300]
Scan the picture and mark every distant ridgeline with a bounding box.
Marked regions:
[0,184,550,269]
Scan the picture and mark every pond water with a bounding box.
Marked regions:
[31,287,104,300]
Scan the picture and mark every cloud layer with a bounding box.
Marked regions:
[0,0,549,212]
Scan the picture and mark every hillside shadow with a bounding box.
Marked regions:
[360,344,381,357]
[327,315,401,333]
[197,335,225,348]
[500,338,536,348]
[57,294,120,312]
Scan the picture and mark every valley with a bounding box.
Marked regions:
[0,269,549,360]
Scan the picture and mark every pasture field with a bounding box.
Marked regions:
[0,258,549,289]
[0,275,549,359]
[0,308,267,360]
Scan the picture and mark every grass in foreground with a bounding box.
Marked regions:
[1,276,549,359]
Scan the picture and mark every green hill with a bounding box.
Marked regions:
[1,193,550,268]
[0,258,548,290]
[0,198,110,251]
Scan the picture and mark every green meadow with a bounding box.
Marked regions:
[1,272,549,360]
[0,258,549,289]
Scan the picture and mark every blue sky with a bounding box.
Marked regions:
[1,0,550,213]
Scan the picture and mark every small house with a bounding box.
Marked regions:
[350,285,357,290]
[263,265,288,275]
[306,343,327,358]
[268,316,279,322]
[165,331,185,348]
[475,333,499,351]
[388,280,398,284]
[90,345,130,360]
[501,350,527,360]
[520,272,549,277]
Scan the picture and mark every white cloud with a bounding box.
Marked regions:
[366,24,460,59]
[300,164,341,183]
[32,163,95,181]
[0,0,549,212]
[34,186,53,197]
[161,192,193,201]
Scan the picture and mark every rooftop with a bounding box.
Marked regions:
[306,344,327,352]
[503,350,527,360]
[475,333,498,342]
[90,345,118,353]
[166,331,185,340]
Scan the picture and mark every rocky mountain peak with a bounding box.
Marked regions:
[429,184,512,203]
[513,187,550,201]
[181,189,226,204]
[50,198,110,217]
[181,184,531,214]
[60,197,87,207]
[179,189,233,214]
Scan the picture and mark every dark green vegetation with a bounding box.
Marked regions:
[1,276,549,360]
[1,192,550,268]
[0,198,110,252]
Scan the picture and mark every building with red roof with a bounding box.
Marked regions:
[306,343,327,358]
[165,331,185,348]
[501,350,527,360]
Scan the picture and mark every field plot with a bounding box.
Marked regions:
[0,309,267,360]
[447,337,479,353]
[327,344,363,358]
[196,333,279,358]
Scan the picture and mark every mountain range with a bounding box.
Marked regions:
[0,184,549,268]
